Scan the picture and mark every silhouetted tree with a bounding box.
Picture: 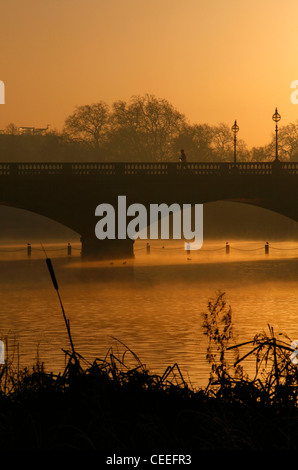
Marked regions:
[210,123,234,161]
[249,145,272,162]
[3,123,19,135]
[1,95,257,163]
[174,122,250,162]
[233,139,250,161]
[173,123,215,161]
[63,102,110,152]
[108,94,186,161]
[212,123,250,162]
[273,121,298,161]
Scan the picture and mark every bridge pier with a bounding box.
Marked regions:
[80,235,135,260]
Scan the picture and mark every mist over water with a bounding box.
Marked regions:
[1,200,298,387]
[1,238,298,388]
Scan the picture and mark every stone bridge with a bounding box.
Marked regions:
[0,160,297,259]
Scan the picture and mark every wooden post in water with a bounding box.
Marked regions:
[226,242,230,254]
[146,242,150,255]
[27,243,31,257]
[67,242,72,256]
[265,242,269,254]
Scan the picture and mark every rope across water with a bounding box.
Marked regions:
[0,242,297,257]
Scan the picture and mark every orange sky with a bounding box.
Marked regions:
[1,0,298,149]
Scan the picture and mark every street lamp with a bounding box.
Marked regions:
[231,120,239,165]
[272,107,281,161]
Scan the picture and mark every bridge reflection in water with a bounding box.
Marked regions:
[0,160,297,259]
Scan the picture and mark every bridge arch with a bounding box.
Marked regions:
[1,160,298,259]
[0,203,80,242]
[202,200,298,241]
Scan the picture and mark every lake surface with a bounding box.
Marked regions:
[1,238,298,388]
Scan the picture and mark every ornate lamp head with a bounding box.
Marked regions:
[272,108,281,123]
[231,120,239,134]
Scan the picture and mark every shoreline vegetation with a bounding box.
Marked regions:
[2,283,298,451]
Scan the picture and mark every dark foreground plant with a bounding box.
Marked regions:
[202,292,298,408]
[2,286,298,450]
[227,324,298,406]
[202,291,245,397]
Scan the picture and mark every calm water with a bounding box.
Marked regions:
[1,239,298,388]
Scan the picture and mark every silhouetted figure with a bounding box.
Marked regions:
[179,149,187,172]
[179,149,187,163]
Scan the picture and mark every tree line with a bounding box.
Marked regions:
[1,93,298,162]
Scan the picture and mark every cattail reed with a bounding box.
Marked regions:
[42,245,76,357]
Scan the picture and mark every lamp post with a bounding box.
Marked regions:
[231,120,239,165]
[272,107,281,161]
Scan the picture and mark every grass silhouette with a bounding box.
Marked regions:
[1,261,298,450]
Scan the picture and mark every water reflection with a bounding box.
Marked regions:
[1,239,298,388]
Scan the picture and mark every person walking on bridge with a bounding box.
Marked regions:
[179,149,187,172]
[179,149,187,164]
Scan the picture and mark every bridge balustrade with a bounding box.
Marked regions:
[124,163,168,175]
[233,162,272,175]
[1,161,298,176]
[0,164,10,175]
[280,162,298,175]
[176,162,224,175]
[17,163,64,175]
[71,163,116,175]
